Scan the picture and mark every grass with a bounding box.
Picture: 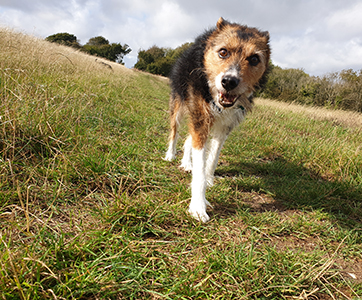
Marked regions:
[1,27,362,299]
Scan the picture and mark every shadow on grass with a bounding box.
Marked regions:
[215,156,362,228]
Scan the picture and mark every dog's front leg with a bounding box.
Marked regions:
[205,134,227,187]
[188,146,211,223]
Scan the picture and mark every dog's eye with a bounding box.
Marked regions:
[218,48,229,59]
[248,55,260,66]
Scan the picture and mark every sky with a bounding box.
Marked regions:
[1,0,362,76]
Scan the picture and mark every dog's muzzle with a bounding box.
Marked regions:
[219,75,240,107]
[222,75,240,91]
[218,92,239,107]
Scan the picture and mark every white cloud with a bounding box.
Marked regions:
[273,33,362,76]
[326,2,362,40]
[149,1,196,45]
[1,0,362,74]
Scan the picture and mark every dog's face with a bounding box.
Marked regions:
[204,18,270,108]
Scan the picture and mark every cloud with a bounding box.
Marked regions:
[0,0,95,40]
[1,0,362,75]
[326,2,362,41]
[269,1,362,75]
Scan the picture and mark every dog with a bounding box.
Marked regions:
[165,17,271,222]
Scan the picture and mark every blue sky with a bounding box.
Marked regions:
[1,0,362,76]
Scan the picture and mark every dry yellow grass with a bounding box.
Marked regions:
[256,98,362,131]
[0,26,132,77]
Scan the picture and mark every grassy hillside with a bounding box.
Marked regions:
[1,28,362,299]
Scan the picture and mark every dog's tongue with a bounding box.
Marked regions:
[219,92,237,107]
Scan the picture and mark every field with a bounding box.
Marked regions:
[1,28,362,299]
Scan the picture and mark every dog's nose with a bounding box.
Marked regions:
[221,76,240,91]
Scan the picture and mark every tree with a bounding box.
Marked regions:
[46,33,131,64]
[45,33,81,49]
[86,36,109,46]
[82,36,131,64]
[134,46,163,71]
[261,65,310,102]
[134,43,192,77]
[260,63,362,112]
[167,42,193,60]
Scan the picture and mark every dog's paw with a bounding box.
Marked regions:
[188,199,212,223]
[188,207,210,223]
[179,160,192,172]
[206,176,214,187]
[164,151,175,161]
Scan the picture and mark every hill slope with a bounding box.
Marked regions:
[1,28,362,299]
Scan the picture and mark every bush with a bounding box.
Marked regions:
[134,43,192,77]
[261,64,362,113]
[82,43,131,64]
[46,33,131,64]
[45,33,81,49]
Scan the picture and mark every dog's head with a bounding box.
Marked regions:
[204,17,271,109]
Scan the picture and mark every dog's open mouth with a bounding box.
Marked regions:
[218,92,239,108]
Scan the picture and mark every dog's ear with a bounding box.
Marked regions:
[217,17,229,30]
[260,31,270,41]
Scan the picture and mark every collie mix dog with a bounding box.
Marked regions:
[165,18,271,222]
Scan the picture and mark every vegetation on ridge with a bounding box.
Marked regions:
[46,32,131,64]
[258,63,362,113]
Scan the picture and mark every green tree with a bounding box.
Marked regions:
[45,33,81,48]
[260,63,362,112]
[134,43,192,77]
[86,36,109,46]
[82,36,131,64]
[167,42,193,60]
[338,69,362,112]
[262,65,310,102]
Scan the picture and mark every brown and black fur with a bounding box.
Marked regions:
[165,17,271,222]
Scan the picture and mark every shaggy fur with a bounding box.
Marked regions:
[165,17,271,222]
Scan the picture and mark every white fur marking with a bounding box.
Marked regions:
[225,67,239,77]
[164,134,178,161]
[214,68,250,99]
[206,136,227,187]
[215,72,225,91]
[180,135,192,171]
[189,147,210,223]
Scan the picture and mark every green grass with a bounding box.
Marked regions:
[1,28,362,299]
